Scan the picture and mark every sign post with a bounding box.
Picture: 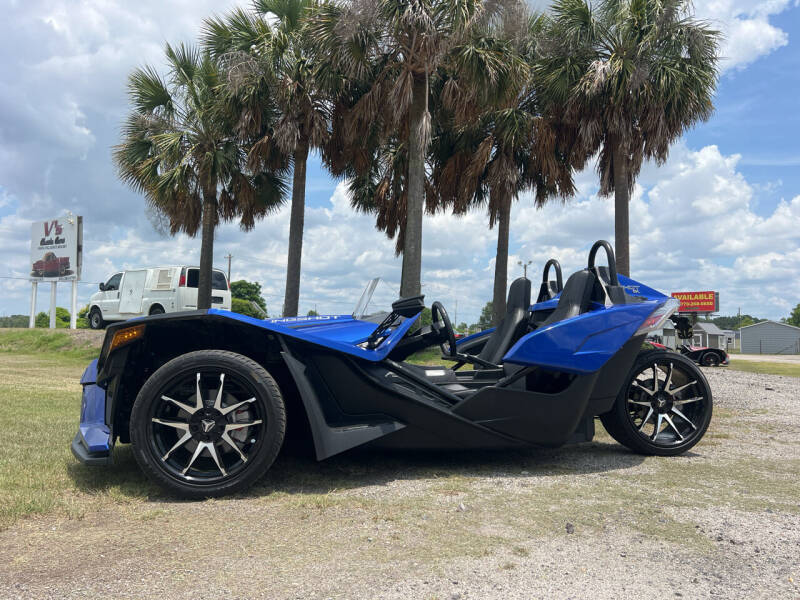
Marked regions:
[29,281,38,328]
[29,214,83,329]
[49,282,57,328]
[70,280,78,329]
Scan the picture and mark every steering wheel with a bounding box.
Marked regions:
[587,240,619,285]
[430,301,457,357]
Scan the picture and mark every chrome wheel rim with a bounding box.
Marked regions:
[148,370,265,484]
[626,359,709,447]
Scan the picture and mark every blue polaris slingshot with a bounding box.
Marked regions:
[71,241,713,497]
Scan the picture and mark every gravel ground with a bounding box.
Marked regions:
[1,367,798,600]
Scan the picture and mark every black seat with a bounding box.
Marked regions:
[477,277,531,366]
[539,270,596,328]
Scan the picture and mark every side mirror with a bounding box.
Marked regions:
[99,283,105,291]
[391,295,425,318]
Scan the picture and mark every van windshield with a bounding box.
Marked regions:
[185,269,228,290]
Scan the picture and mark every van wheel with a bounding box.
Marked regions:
[89,308,104,330]
[149,305,165,315]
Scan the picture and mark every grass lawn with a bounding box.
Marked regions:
[0,330,159,530]
[727,359,800,378]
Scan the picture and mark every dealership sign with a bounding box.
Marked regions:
[30,216,83,280]
[671,290,719,313]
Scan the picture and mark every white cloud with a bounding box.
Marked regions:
[693,0,792,72]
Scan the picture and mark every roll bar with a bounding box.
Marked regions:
[542,259,563,292]
[588,240,619,286]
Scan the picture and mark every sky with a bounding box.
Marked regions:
[1,0,799,325]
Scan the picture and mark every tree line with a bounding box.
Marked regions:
[114,0,720,325]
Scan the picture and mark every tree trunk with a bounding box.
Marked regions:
[491,192,512,327]
[400,75,427,298]
[197,186,217,310]
[283,142,308,317]
[612,142,630,277]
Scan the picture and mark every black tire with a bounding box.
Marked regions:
[88,308,104,330]
[600,350,712,456]
[130,350,286,498]
[701,352,720,367]
[149,305,165,315]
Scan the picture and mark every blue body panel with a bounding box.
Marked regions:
[617,274,669,301]
[455,327,494,347]
[207,309,420,361]
[503,299,662,374]
[77,359,112,454]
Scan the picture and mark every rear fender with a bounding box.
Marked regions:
[503,301,659,374]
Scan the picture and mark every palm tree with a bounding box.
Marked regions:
[114,43,287,308]
[537,0,719,276]
[204,1,328,317]
[432,11,578,324]
[309,0,492,298]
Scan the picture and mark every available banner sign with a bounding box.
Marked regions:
[671,290,719,313]
[30,216,83,280]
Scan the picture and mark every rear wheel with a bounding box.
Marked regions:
[149,305,165,315]
[88,308,104,330]
[600,350,712,456]
[130,350,286,498]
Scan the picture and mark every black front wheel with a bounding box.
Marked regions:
[701,352,720,367]
[600,350,712,456]
[130,350,286,498]
[88,308,104,330]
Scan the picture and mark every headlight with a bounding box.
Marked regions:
[636,298,680,336]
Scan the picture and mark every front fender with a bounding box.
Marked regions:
[71,359,113,465]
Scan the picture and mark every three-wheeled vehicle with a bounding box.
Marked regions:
[71,241,713,497]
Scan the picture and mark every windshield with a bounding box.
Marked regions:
[352,278,401,321]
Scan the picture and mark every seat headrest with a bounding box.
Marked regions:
[540,270,596,328]
[506,277,531,313]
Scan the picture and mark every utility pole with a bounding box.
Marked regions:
[518,259,532,279]
[225,254,232,282]
[738,306,742,351]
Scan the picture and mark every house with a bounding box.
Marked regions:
[740,320,800,354]
[692,322,726,349]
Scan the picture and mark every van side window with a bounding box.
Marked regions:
[105,273,122,291]
[185,269,227,290]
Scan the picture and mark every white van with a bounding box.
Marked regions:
[88,266,231,329]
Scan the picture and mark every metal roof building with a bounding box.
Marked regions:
[740,320,800,354]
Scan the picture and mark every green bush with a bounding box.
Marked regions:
[231,298,266,319]
[230,280,268,314]
[0,315,29,328]
[35,307,72,328]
